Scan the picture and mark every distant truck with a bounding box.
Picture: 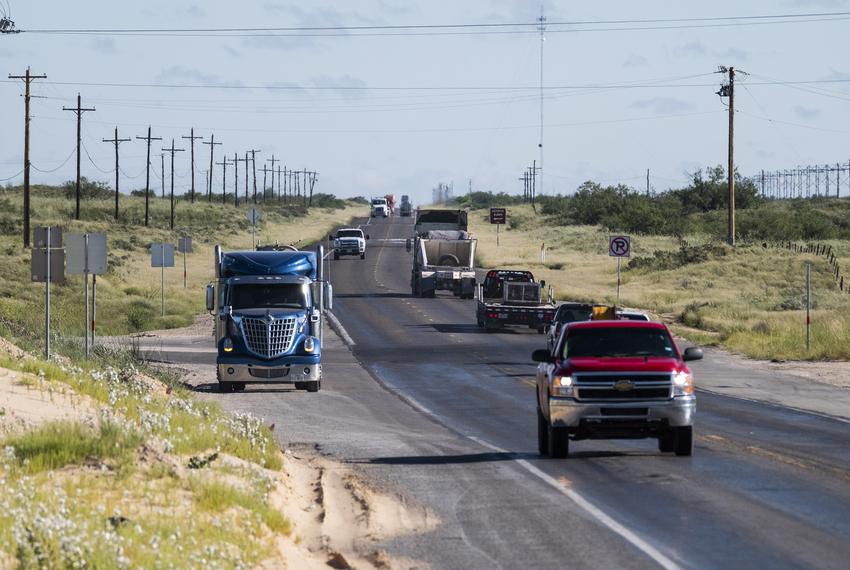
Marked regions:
[476,270,556,332]
[407,209,476,298]
[385,194,396,215]
[399,195,412,217]
[533,320,703,458]
[206,245,332,393]
[371,197,390,218]
[330,227,369,260]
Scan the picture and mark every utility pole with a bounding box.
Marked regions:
[530,160,540,206]
[62,93,95,221]
[8,67,46,248]
[646,168,651,197]
[233,153,240,206]
[261,165,269,201]
[277,166,282,202]
[136,127,161,227]
[283,167,289,203]
[249,149,261,203]
[237,153,250,205]
[160,153,165,199]
[718,66,737,246]
[266,155,279,199]
[181,128,203,203]
[537,6,546,197]
[102,127,131,220]
[302,169,308,206]
[162,139,185,230]
[308,171,318,206]
[216,157,228,205]
[519,173,527,202]
[202,134,221,202]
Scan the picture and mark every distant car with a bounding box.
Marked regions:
[617,310,651,322]
[547,303,593,351]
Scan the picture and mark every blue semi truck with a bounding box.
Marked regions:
[206,245,332,393]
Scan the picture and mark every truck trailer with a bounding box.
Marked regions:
[407,209,476,298]
[206,245,332,392]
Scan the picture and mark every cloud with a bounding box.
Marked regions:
[154,66,243,87]
[629,98,695,114]
[375,0,419,16]
[91,37,116,55]
[186,5,206,18]
[623,54,648,68]
[819,68,850,92]
[673,41,707,58]
[793,105,821,120]
[265,81,306,94]
[311,74,369,99]
[222,45,242,59]
[713,48,749,62]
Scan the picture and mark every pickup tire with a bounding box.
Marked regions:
[673,426,694,456]
[306,380,321,393]
[360,253,366,260]
[658,433,675,453]
[537,405,549,455]
[548,423,569,459]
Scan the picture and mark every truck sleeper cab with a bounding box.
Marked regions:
[207,248,330,393]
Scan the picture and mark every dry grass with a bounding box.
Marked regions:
[470,205,850,360]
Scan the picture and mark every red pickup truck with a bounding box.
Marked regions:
[533,320,703,458]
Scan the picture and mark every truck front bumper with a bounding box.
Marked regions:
[217,358,321,384]
[549,395,695,430]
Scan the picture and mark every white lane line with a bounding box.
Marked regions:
[326,311,356,346]
[377,387,682,570]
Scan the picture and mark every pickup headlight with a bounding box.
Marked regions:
[223,338,234,353]
[550,375,573,397]
[673,371,694,396]
[304,336,317,353]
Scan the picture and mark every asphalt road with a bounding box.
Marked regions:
[138,214,850,569]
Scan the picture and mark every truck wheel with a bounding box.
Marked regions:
[333,252,339,260]
[294,382,306,390]
[233,383,246,392]
[423,288,435,298]
[437,254,460,267]
[547,423,569,459]
[673,427,694,457]
[658,433,675,453]
[360,253,366,260]
[537,405,549,455]
[218,381,234,393]
[306,380,321,393]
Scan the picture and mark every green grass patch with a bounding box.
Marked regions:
[191,478,291,535]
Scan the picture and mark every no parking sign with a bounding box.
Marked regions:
[609,235,631,258]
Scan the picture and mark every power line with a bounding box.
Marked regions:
[30,146,77,173]
[0,168,24,182]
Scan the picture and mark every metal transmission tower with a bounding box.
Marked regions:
[8,67,46,247]
[162,140,185,230]
[537,5,546,196]
[181,129,203,203]
[202,134,221,202]
[136,127,162,227]
[62,94,96,221]
[102,128,131,220]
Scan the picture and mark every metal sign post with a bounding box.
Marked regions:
[246,208,262,247]
[806,263,811,352]
[178,236,193,288]
[608,235,631,309]
[32,227,64,360]
[151,243,176,316]
[67,233,107,357]
[489,207,506,247]
[317,245,324,349]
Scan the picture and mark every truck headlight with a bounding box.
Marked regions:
[673,371,694,396]
[223,338,234,353]
[550,375,573,397]
[304,336,317,353]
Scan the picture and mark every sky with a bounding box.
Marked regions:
[1,0,849,205]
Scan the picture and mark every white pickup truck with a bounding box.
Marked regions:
[331,228,369,260]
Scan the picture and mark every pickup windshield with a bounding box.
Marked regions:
[563,328,676,359]
[337,230,362,238]
[229,284,307,310]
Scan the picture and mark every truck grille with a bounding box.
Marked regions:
[241,317,297,358]
[573,373,672,401]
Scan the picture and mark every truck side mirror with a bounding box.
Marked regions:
[531,349,554,363]
[324,282,333,311]
[683,347,704,362]
[205,284,215,312]
[540,280,546,288]
[366,234,370,240]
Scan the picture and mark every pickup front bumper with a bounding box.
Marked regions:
[549,395,695,433]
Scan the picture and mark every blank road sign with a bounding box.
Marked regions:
[31,249,65,283]
[178,236,192,253]
[34,227,63,248]
[609,235,631,258]
[246,208,262,225]
[66,233,108,275]
[151,243,175,267]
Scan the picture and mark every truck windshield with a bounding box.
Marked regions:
[337,230,362,238]
[229,284,307,310]
[563,328,676,359]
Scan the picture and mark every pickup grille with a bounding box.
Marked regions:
[241,316,297,358]
[573,372,672,401]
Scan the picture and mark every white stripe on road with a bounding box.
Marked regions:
[327,311,356,346]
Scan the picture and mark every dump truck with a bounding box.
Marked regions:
[206,245,332,393]
[399,195,412,217]
[476,269,556,332]
[407,209,476,298]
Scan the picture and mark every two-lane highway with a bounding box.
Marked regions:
[331,214,850,569]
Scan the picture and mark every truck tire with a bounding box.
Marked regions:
[547,423,569,459]
[423,288,436,298]
[218,381,234,393]
[306,380,321,393]
[360,253,366,260]
[437,254,460,267]
[537,405,549,455]
[658,432,675,453]
[294,382,306,390]
[333,252,340,260]
[673,426,694,457]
